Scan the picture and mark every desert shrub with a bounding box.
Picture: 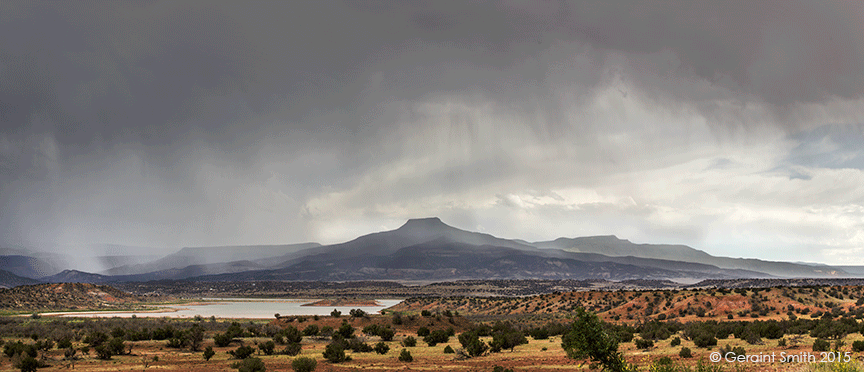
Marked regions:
[348,339,373,353]
[303,325,319,337]
[15,355,40,372]
[638,320,676,340]
[634,338,654,349]
[349,309,366,318]
[281,326,303,344]
[421,310,432,317]
[443,345,455,354]
[229,345,255,359]
[378,327,395,341]
[56,337,72,349]
[398,348,413,362]
[94,345,112,360]
[852,340,864,352]
[490,330,527,352]
[417,327,430,337]
[693,333,717,348]
[259,340,275,355]
[492,366,514,372]
[363,324,381,336]
[679,347,692,358]
[529,327,549,340]
[336,322,354,339]
[203,346,215,361]
[650,357,682,372]
[214,332,233,347]
[720,344,746,358]
[330,309,341,317]
[166,336,185,348]
[281,342,302,356]
[231,357,266,372]
[402,336,416,347]
[813,338,830,352]
[323,342,349,363]
[374,342,389,355]
[424,329,451,346]
[670,337,681,347]
[291,356,317,372]
[459,331,488,357]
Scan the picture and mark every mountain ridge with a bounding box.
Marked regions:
[3,217,855,286]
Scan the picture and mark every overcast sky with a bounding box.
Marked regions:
[1,1,863,265]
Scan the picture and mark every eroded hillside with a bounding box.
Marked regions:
[0,282,168,312]
[391,286,864,324]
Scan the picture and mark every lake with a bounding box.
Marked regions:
[44,298,404,319]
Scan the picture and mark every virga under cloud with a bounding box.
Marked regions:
[1,1,862,264]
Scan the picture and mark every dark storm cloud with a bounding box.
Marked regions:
[1,0,863,252]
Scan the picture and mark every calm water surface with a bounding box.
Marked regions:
[47,298,404,319]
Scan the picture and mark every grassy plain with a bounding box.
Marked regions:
[4,285,864,371]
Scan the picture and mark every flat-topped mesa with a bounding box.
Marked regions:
[397,217,451,231]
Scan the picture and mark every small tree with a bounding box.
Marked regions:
[378,327,395,341]
[336,322,354,339]
[323,342,348,363]
[203,346,215,361]
[292,356,317,372]
[187,324,205,351]
[561,307,633,372]
[330,309,341,317]
[458,331,488,357]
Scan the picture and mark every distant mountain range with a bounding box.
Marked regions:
[1,217,861,287]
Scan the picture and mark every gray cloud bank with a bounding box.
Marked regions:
[1,1,862,264]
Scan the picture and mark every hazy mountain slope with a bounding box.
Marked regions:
[104,242,320,275]
[0,270,41,288]
[835,266,864,276]
[40,270,112,284]
[115,260,268,282]
[534,235,848,278]
[0,255,61,278]
[271,217,538,268]
[187,237,765,282]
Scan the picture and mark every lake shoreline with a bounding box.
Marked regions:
[34,298,403,319]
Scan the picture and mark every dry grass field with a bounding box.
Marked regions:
[4,285,864,371]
